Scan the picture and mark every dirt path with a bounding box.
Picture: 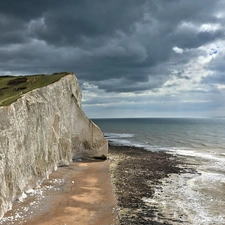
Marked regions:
[1,160,117,225]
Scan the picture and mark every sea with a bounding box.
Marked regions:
[92,118,225,225]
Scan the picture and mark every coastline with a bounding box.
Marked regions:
[108,144,187,225]
[0,144,198,225]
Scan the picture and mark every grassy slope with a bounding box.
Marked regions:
[0,72,70,106]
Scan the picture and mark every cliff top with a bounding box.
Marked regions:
[0,72,71,106]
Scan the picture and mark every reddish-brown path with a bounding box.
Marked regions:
[1,160,118,225]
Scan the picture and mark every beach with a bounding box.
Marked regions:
[0,159,117,225]
[108,145,187,225]
[0,144,191,225]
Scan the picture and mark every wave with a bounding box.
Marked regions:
[169,148,225,163]
[104,132,134,139]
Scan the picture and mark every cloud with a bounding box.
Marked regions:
[173,47,184,54]
[0,0,225,117]
[201,48,225,87]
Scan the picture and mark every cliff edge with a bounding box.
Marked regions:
[0,73,108,218]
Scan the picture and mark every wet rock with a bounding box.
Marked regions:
[109,144,184,225]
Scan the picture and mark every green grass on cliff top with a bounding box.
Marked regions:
[0,72,70,106]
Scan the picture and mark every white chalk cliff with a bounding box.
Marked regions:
[0,73,108,218]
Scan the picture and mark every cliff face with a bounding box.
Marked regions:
[0,73,108,218]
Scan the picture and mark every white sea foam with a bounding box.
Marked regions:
[109,139,225,223]
[108,139,132,146]
[144,146,225,225]
[147,170,225,225]
[105,132,136,146]
[169,148,225,162]
[104,132,134,139]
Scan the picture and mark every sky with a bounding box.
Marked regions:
[0,0,225,118]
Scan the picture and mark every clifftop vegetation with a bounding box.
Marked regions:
[0,72,70,106]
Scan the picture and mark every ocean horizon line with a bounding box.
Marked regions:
[91,116,224,120]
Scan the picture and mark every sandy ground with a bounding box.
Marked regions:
[0,160,118,225]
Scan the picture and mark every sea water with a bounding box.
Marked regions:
[92,118,225,225]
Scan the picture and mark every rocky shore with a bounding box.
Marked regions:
[0,144,197,225]
[108,144,187,225]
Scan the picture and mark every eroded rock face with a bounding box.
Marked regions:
[0,73,108,218]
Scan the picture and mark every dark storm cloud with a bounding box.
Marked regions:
[0,0,225,93]
[0,14,29,45]
[28,1,145,46]
[172,29,224,50]
[0,0,56,20]
[96,78,160,93]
